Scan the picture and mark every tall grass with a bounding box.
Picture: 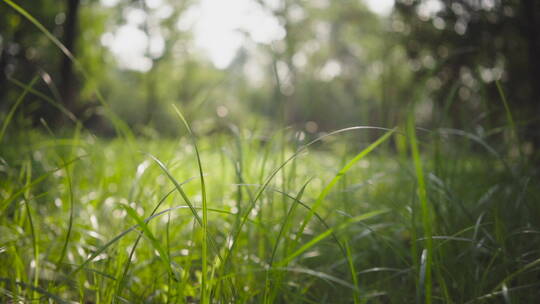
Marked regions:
[1,1,540,302]
[1,108,539,302]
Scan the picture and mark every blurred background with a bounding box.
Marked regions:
[1,0,539,148]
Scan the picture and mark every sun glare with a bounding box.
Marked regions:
[102,0,394,71]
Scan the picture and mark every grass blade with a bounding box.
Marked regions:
[171,104,210,302]
[345,239,361,304]
[69,205,186,276]
[276,209,388,267]
[0,75,39,144]
[114,185,177,300]
[1,155,86,212]
[263,180,310,304]
[223,126,396,270]
[120,203,176,280]
[2,0,134,143]
[296,128,395,239]
[0,278,69,304]
[407,114,433,304]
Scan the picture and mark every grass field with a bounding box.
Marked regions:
[1,115,539,303]
[1,0,540,302]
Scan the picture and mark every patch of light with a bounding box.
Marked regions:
[480,0,496,10]
[319,60,342,81]
[417,0,444,20]
[155,5,173,19]
[102,0,285,71]
[145,0,163,9]
[103,25,152,72]
[364,0,394,16]
[148,34,165,58]
[179,0,285,69]
[124,7,146,26]
[101,2,168,72]
[101,0,120,8]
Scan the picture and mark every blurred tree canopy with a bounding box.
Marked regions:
[0,0,538,149]
[393,0,540,147]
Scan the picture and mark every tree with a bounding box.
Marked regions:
[394,0,540,151]
[59,0,81,117]
[241,0,412,134]
[1,1,62,116]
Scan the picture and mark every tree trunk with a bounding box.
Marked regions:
[59,0,80,120]
[521,0,540,152]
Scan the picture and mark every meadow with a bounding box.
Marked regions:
[1,110,539,303]
[2,0,540,303]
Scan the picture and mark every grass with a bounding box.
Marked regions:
[1,111,539,303]
[1,2,539,302]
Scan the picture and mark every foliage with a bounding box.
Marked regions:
[394,0,540,151]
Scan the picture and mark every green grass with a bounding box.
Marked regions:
[1,3,539,301]
[1,115,539,303]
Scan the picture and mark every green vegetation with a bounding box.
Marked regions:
[1,111,539,302]
[1,0,540,302]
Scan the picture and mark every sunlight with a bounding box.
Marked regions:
[364,0,394,16]
[181,0,284,69]
[101,0,395,71]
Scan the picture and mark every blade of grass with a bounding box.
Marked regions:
[242,182,412,269]
[2,0,134,142]
[417,249,427,304]
[211,266,361,292]
[407,114,433,304]
[69,205,187,276]
[276,210,388,267]
[1,0,73,59]
[171,104,210,303]
[495,81,517,140]
[466,282,540,304]
[120,203,176,280]
[238,183,355,261]
[8,76,78,123]
[39,119,78,269]
[148,152,232,301]
[21,160,39,301]
[345,239,361,304]
[1,155,87,213]
[439,81,460,126]
[114,187,176,301]
[238,182,362,274]
[177,219,198,300]
[269,182,309,265]
[0,278,69,304]
[494,257,540,291]
[495,80,521,158]
[296,128,395,240]
[278,267,359,291]
[263,180,310,304]
[0,75,39,144]
[223,126,397,271]
[53,146,76,267]
[147,154,203,225]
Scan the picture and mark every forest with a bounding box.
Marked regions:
[1,0,539,303]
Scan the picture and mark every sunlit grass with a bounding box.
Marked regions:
[2,0,539,302]
[1,116,539,303]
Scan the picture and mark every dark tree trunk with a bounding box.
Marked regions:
[523,0,540,150]
[59,0,80,119]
